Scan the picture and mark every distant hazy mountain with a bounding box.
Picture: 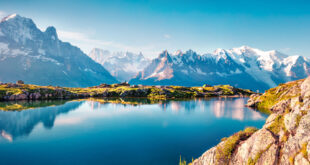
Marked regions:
[0,14,118,87]
[88,48,150,82]
[130,46,310,91]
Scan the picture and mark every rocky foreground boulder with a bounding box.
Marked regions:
[192,76,310,165]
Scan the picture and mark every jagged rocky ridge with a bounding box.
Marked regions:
[0,14,118,87]
[88,48,150,82]
[130,47,310,92]
[192,76,310,165]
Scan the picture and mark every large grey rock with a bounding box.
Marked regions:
[193,77,310,165]
[192,146,217,165]
[230,129,277,165]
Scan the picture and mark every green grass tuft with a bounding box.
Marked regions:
[215,127,258,163]
[267,115,285,135]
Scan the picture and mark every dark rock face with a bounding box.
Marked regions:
[0,14,118,87]
[193,76,310,165]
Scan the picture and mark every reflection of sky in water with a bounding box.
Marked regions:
[0,98,268,165]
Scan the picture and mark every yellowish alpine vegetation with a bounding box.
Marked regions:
[192,76,310,165]
[0,82,254,102]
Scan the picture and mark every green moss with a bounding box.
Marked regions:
[257,107,272,115]
[256,80,303,111]
[216,127,258,163]
[215,85,234,95]
[295,110,308,128]
[267,115,285,135]
[289,142,309,164]
[247,143,273,165]
[202,86,215,91]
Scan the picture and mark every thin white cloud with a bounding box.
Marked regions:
[164,34,171,39]
[57,29,158,57]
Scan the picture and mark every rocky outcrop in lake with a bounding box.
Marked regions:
[0,82,254,103]
[192,76,310,165]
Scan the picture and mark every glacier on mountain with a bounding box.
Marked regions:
[88,48,150,82]
[130,46,309,91]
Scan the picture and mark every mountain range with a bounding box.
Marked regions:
[88,48,150,82]
[0,13,309,91]
[0,14,117,87]
[130,47,310,91]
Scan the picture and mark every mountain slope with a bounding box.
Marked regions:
[88,48,150,82]
[0,14,118,87]
[130,47,310,91]
[192,76,310,165]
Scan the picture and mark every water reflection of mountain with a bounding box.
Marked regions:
[208,98,267,120]
[85,98,266,121]
[156,98,267,120]
[0,98,266,141]
[159,99,199,112]
[0,101,82,141]
[85,98,199,112]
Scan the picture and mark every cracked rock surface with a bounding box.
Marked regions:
[193,76,310,165]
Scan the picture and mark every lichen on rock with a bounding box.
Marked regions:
[193,76,310,165]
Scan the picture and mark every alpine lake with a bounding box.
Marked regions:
[0,97,268,165]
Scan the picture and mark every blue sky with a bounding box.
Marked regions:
[0,0,309,57]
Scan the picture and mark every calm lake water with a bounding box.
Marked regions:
[0,98,267,165]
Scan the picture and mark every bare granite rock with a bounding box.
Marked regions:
[192,146,218,165]
[193,77,310,165]
[230,128,278,165]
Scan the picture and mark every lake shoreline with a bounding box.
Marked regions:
[0,96,251,111]
[0,82,255,102]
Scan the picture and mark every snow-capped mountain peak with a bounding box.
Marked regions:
[1,13,19,22]
[130,46,310,91]
[214,48,226,54]
[0,14,41,44]
[173,50,182,56]
[0,14,117,86]
[88,48,150,82]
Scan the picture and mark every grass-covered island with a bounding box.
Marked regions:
[0,81,254,102]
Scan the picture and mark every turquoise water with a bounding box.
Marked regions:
[0,98,267,165]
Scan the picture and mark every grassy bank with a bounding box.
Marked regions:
[0,82,255,102]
